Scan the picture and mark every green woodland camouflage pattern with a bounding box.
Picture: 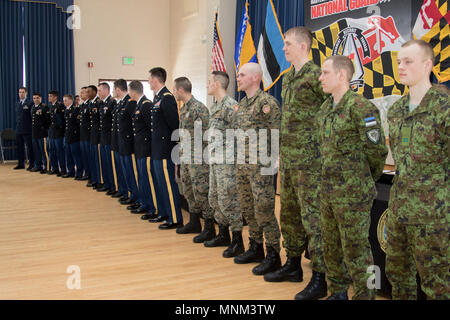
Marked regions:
[179,96,214,219]
[208,96,242,231]
[317,89,388,299]
[279,62,328,272]
[386,84,450,300]
[235,90,281,251]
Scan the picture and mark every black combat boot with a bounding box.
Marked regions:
[252,245,281,275]
[193,219,216,243]
[204,225,230,247]
[233,238,265,264]
[222,231,245,258]
[294,271,328,300]
[264,256,303,282]
[326,291,348,300]
[176,212,201,234]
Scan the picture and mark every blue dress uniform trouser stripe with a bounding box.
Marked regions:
[119,154,141,203]
[151,158,182,224]
[114,151,127,196]
[100,144,114,191]
[80,141,90,178]
[136,157,157,214]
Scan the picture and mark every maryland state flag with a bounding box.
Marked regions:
[310,16,408,100]
[413,0,450,83]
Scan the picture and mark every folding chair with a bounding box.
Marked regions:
[0,128,17,163]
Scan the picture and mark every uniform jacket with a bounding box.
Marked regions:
[317,89,388,201]
[387,85,449,225]
[31,103,50,139]
[281,61,329,170]
[179,96,210,164]
[132,95,153,159]
[235,89,281,165]
[111,94,130,152]
[89,96,101,145]
[16,99,33,135]
[150,86,179,160]
[48,101,65,139]
[79,101,91,141]
[118,95,136,156]
[64,104,80,144]
[99,95,116,146]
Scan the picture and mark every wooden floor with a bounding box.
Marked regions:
[0,162,358,300]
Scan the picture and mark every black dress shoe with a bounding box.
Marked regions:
[57,172,63,177]
[120,198,135,205]
[49,170,59,175]
[63,174,75,178]
[112,192,123,198]
[80,176,89,181]
[26,167,33,171]
[159,222,183,230]
[30,167,41,172]
[127,204,140,210]
[131,207,149,214]
[141,213,157,220]
[96,186,109,192]
[119,196,129,202]
[86,182,94,187]
[106,190,116,196]
[14,165,25,170]
[40,169,47,174]
[74,176,83,180]
[149,216,168,223]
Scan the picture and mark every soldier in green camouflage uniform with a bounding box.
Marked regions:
[385,40,450,300]
[203,71,244,257]
[318,56,388,300]
[264,26,329,301]
[173,77,214,238]
[233,63,282,276]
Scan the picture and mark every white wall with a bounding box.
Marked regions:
[73,0,170,93]
[73,0,237,106]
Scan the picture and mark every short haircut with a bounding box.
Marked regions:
[401,39,435,65]
[149,67,167,83]
[63,94,74,100]
[114,79,128,92]
[285,26,313,51]
[81,86,88,90]
[212,71,230,90]
[129,80,143,94]
[75,95,80,99]
[49,90,59,97]
[88,85,97,93]
[32,93,41,97]
[99,82,110,91]
[174,77,192,93]
[19,87,28,92]
[324,55,355,82]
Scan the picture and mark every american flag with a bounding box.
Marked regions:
[211,11,227,72]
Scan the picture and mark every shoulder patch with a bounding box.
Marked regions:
[263,105,271,114]
[233,105,239,112]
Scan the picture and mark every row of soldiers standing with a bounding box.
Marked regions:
[21,27,449,300]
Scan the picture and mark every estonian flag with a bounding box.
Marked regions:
[257,0,291,91]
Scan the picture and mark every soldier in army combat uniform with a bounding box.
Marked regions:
[232,63,282,276]
[386,40,449,300]
[172,77,214,239]
[204,71,244,257]
[318,55,388,300]
[264,26,329,301]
